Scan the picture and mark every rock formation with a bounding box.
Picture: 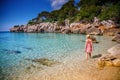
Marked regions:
[97,44,120,68]
[112,33,120,43]
[108,44,120,59]
[10,17,120,36]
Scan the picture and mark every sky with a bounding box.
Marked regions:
[0,0,80,31]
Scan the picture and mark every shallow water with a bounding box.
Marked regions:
[0,32,117,79]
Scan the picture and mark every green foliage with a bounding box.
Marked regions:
[28,0,120,24]
[28,20,37,25]
[60,0,77,19]
[50,10,60,21]
[77,0,120,22]
[38,11,50,19]
[99,3,120,21]
[78,0,99,7]
[76,5,101,22]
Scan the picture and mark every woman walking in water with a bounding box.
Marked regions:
[85,35,93,60]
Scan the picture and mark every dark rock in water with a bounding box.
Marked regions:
[22,47,33,50]
[25,48,33,50]
[81,35,99,43]
[32,58,60,66]
[14,51,21,54]
[2,49,21,54]
[25,58,60,67]
[25,64,43,73]
[90,35,99,43]
[80,39,99,43]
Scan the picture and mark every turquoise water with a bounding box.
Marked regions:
[0,32,116,78]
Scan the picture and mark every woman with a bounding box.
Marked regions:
[85,35,93,60]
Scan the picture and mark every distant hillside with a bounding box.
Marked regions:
[28,0,120,25]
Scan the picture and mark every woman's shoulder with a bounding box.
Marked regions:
[86,39,92,42]
[86,39,91,41]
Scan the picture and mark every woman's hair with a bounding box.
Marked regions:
[86,34,91,39]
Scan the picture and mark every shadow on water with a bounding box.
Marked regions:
[2,49,21,54]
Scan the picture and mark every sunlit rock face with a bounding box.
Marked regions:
[108,44,120,59]
[10,18,120,36]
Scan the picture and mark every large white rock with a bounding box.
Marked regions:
[108,44,120,59]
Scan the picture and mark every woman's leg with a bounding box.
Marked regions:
[89,53,91,58]
[86,53,91,60]
[86,53,89,60]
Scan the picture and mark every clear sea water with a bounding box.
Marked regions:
[0,32,117,78]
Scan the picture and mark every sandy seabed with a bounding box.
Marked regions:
[9,53,120,80]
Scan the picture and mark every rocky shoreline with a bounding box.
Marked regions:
[10,18,120,43]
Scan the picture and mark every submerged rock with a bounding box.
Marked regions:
[32,58,60,66]
[2,49,21,54]
[90,35,99,43]
[25,58,60,67]
[81,35,99,43]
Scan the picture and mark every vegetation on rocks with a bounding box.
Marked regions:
[28,0,120,25]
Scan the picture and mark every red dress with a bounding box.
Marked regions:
[85,39,93,53]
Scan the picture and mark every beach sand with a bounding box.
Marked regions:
[10,53,120,80]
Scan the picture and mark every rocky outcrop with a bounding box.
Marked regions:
[86,26,102,35]
[97,44,120,68]
[62,28,71,34]
[10,18,120,35]
[112,34,120,43]
[27,25,38,32]
[101,20,116,29]
[108,44,120,59]
[97,54,120,68]
[103,28,120,36]
[10,27,20,32]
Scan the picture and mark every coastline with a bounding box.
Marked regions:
[9,18,120,43]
